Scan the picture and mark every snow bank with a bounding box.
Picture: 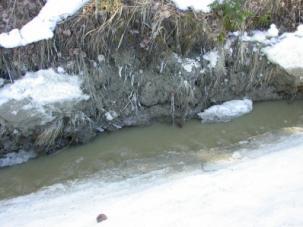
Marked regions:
[0,151,36,168]
[198,98,253,123]
[171,0,217,12]
[0,0,89,48]
[0,68,89,109]
[1,131,303,227]
[263,25,303,72]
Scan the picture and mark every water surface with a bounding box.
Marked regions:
[0,100,303,200]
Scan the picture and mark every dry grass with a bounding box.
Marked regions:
[0,0,302,81]
[36,119,64,147]
[245,0,303,30]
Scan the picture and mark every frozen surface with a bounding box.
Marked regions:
[0,151,37,168]
[1,130,303,227]
[197,98,253,123]
[171,0,217,12]
[0,68,89,116]
[263,25,303,71]
[0,0,89,48]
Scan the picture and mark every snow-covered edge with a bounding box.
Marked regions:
[0,0,90,48]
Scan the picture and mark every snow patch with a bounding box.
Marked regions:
[0,151,37,168]
[0,78,4,87]
[105,111,118,121]
[174,53,200,72]
[198,98,253,123]
[203,50,219,68]
[263,24,303,71]
[171,0,218,13]
[181,58,200,72]
[0,68,89,111]
[241,24,279,44]
[0,0,89,48]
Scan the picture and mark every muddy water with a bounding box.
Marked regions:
[0,100,303,200]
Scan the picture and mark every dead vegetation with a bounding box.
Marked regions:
[0,0,302,80]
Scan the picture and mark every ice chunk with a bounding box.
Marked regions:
[198,98,253,123]
[0,69,89,107]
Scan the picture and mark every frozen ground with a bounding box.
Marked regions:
[0,129,303,227]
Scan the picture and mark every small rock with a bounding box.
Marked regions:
[96,213,107,223]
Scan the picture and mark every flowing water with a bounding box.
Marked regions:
[0,100,303,201]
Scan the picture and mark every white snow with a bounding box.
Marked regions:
[174,53,200,72]
[241,24,279,44]
[267,24,279,37]
[1,130,303,227]
[0,68,89,108]
[0,151,37,168]
[0,0,89,48]
[171,0,217,12]
[203,50,219,68]
[105,111,118,121]
[0,78,4,87]
[263,24,303,72]
[198,98,253,123]
[238,24,303,73]
[182,58,200,72]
